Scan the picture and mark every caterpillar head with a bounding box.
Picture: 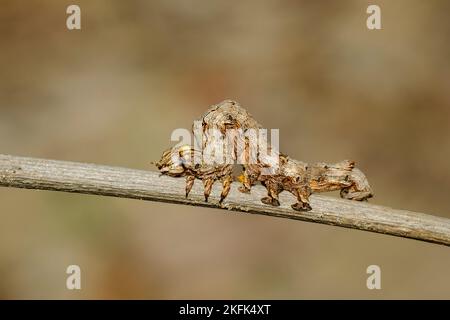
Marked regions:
[155,145,194,177]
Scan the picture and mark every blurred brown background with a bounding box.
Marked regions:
[1,0,449,299]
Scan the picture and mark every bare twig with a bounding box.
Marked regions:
[0,154,449,246]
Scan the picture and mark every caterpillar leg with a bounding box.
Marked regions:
[340,186,373,201]
[202,178,215,202]
[339,168,373,201]
[237,170,252,194]
[219,175,233,204]
[185,175,195,198]
[291,185,312,212]
[260,180,281,207]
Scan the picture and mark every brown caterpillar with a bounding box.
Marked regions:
[155,100,373,211]
[155,144,233,203]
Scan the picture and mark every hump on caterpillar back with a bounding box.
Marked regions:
[333,160,355,171]
[198,100,262,131]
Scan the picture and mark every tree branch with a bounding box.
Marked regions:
[1,154,449,246]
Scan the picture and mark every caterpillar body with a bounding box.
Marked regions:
[155,100,373,211]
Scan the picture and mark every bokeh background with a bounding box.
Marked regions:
[1,0,449,299]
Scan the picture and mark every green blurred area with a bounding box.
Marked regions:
[0,0,449,299]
